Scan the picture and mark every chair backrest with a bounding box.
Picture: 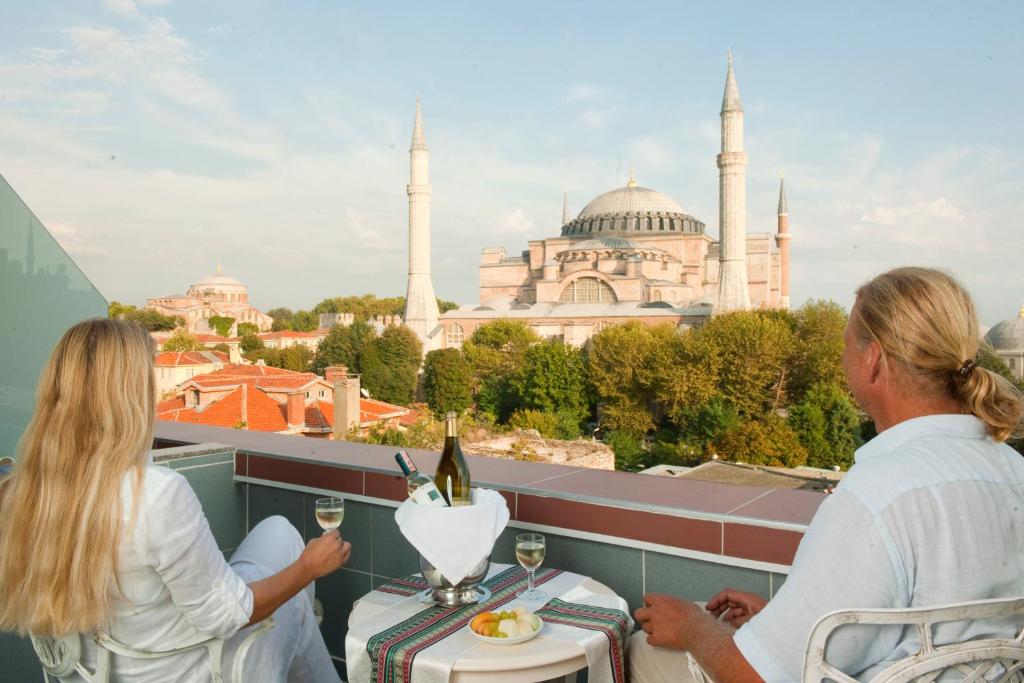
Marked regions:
[803,597,1024,682]
[31,618,273,683]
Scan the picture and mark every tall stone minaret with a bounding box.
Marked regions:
[776,175,791,308]
[562,191,570,226]
[716,51,751,312]
[403,97,440,348]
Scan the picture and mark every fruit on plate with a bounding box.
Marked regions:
[470,607,540,638]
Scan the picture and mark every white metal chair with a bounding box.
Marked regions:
[803,597,1024,682]
[31,617,273,683]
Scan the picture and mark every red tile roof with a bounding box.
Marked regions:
[156,364,412,435]
[194,333,241,343]
[257,329,328,340]
[155,351,228,367]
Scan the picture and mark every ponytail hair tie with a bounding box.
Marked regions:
[957,359,977,379]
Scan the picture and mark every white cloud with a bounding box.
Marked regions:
[497,208,536,235]
[563,84,608,103]
[102,0,141,19]
[45,221,110,257]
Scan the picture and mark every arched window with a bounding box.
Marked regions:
[446,323,465,347]
[560,277,617,303]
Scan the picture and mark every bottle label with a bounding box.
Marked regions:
[412,482,447,507]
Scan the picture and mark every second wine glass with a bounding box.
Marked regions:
[515,532,546,601]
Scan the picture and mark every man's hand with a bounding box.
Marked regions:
[299,529,352,580]
[634,593,706,650]
[705,589,767,628]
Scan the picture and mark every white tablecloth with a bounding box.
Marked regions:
[345,563,632,683]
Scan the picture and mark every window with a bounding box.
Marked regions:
[189,390,200,407]
[446,323,465,347]
[560,277,617,303]
[320,389,326,398]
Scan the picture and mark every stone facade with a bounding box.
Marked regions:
[147,267,273,334]
[985,306,1024,380]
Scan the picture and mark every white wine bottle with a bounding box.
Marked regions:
[434,411,472,506]
[395,451,448,507]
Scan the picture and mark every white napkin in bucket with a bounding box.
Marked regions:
[394,488,509,585]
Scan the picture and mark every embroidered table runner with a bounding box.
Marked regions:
[345,563,631,683]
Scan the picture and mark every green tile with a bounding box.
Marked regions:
[333,657,346,679]
[249,484,306,535]
[316,567,372,659]
[539,532,644,613]
[771,572,787,597]
[0,631,42,682]
[303,495,372,573]
[179,462,245,551]
[644,552,770,603]
[370,505,419,579]
[163,451,235,470]
[491,527,517,566]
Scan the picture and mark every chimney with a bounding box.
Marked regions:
[325,365,349,385]
[286,392,306,429]
[333,375,361,438]
[229,343,242,364]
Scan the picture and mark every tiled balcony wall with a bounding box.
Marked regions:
[3,425,825,680]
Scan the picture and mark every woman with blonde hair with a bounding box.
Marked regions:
[0,318,349,681]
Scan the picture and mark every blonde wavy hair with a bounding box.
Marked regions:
[850,267,1023,442]
[0,319,155,635]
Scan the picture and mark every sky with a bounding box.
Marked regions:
[0,0,1022,325]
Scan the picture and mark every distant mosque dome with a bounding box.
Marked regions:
[561,172,705,237]
[985,308,1024,352]
[193,273,245,288]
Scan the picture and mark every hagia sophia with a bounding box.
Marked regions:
[146,266,273,334]
[403,53,793,350]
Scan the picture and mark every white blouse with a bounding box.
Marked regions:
[79,463,254,681]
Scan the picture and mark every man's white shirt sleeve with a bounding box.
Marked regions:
[733,490,905,682]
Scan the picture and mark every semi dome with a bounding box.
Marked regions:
[985,308,1024,351]
[561,175,705,238]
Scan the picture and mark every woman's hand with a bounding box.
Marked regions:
[704,589,768,627]
[299,530,351,580]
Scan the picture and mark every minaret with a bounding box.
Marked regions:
[562,191,570,226]
[403,97,440,348]
[716,50,751,312]
[776,174,791,308]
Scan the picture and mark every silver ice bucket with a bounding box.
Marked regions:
[418,553,491,607]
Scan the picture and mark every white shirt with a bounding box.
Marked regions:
[80,463,254,681]
[734,415,1024,682]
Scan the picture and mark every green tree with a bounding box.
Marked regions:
[462,320,540,421]
[119,308,183,331]
[208,316,235,337]
[313,294,405,319]
[510,340,589,428]
[237,322,259,337]
[108,301,136,319]
[240,333,264,355]
[695,311,794,417]
[788,301,848,403]
[437,298,460,314]
[675,397,741,452]
[291,310,320,332]
[508,409,558,438]
[267,307,294,331]
[587,322,672,437]
[606,430,651,472]
[211,343,231,354]
[359,325,423,405]
[422,348,474,418]
[788,383,862,470]
[713,416,808,468]
[163,329,202,352]
[655,328,721,426]
[310,321,375,375]
[279,345,313,372]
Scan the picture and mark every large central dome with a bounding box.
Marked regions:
[578,184,686,219]
[561,176,705,238]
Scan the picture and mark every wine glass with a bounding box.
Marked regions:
[515,533,546,601]
[314,497,345,534]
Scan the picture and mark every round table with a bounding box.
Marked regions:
[348,577,617,682]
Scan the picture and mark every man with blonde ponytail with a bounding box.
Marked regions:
[631,267,1024,683]
[0,319,349,681]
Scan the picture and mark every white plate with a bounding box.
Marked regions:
[468,616,544,645]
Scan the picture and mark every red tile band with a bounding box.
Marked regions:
[723,523,803,565]
[234,452,247,477]
[364,471,409,502]
[247,454,362,494]
[517,493,723,555]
